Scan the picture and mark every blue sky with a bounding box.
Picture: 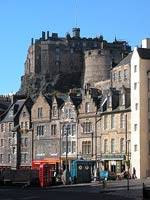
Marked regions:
[0,0,150,94]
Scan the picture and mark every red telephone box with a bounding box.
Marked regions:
[39,163,53,187]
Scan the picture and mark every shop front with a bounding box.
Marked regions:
[100,154,126,174]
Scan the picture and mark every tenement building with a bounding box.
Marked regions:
[2,30,150,180]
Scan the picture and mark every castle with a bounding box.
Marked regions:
[19,28,131,97]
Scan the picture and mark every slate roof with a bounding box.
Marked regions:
[137,48,150,59]
[1,99,26,123]
[115,52,132,68]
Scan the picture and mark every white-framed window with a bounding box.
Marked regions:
[134,124,138,131]
[134,144,138,152]
[134,65,137,72]
[134,82,137,90]
[135,103,138,110]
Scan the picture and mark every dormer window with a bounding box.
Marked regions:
[121,93,125,106]
[85,102,90,113]
[52,106,57,117]
[37,107,43,118]
[108,95,111,107]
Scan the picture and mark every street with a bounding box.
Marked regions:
[0,179,147,200]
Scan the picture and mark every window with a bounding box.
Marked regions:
[72,141,76,153]
[72,124,76,136]
[118,71,121,81]
[37,107,43,118]
[51,124,57,136]
[83,122,92,133]
[124,69,127,80]
[8,138,11,146]
[135,103,138,110]
[21,153,28,163]
[85,102,90,113]
[113,72,116,81]
[134,144,138,152]
[9,123,12,131]
[120,138,125,153]
[0,139,4,147]
[104,139,108,153]
[0,154,4,163]
[148,98,150,112]
[12,147,15,154]
[149,141,150,155]
[108,96,111,107]
[20,122,23,129]
[62,141,66,154]
[8,154,11,163]
[1,124,4,132]
[82,141,91,154]
[111,114,115,129]
[24,138,28,147]
[134,82,137,90]
[37,126,44,136]
[134,65,137,72]
[22,112,26,117]
[148,119,150,132]
[67,141,71,153]
[120,113,125,128]
[104,115,108,130]
[148,78,150,92]
[25,122,28,129]
[111,139,115,153]
[134,124,137,131]
[56,48,60,53]
[52,106,57,117]
[121,93,125,106]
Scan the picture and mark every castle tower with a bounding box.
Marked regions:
[83,49,112,87]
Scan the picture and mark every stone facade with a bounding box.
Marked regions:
[19,28,131,97]
[0,97,33,169]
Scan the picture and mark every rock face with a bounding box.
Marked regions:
[18,28,131,97]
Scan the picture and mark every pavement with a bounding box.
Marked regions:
[0,179,150,199]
